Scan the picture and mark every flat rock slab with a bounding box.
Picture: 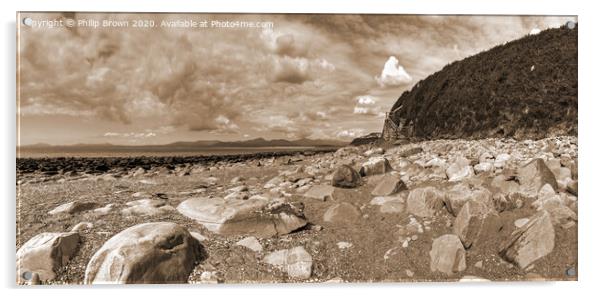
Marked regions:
[323,202,362,224]
[304,185,336,201]
[177,197,306,238]
[429,234,466,275]
[236,236,263,252]
[84,222,202,284]
[121,199,175,216]
[48,201,98,215]
[370,196,405,214]
[371,174,407,196]
[263,246,313,279]
[17,232,80,282]
[500,211,555,269]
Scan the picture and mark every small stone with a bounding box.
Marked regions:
[263,246,312,280]
[93,203,114,215]
[121,199,175,216]
[71,222,94,232]
[405,269,414,277]
[474,260,483,268]
[514,218,530,228]
[48,201,98,215]
[337,241,353,249]
[236,236,263,252]
[429,234,466,275]
[445,156,474,182]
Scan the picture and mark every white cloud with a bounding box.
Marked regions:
[357,95,377,105]
[375,56,413,87]
[353,95,380,115]
[336,128,365,139]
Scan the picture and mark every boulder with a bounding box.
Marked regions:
[84,222,201,284]
[429,234,466,275]
[303,185,336,201]
[359,157,393,176]
[177,197,306,237]
[331,165,362,188]
[517,158,558,196]
[444,184,492,216]
[453,200,502,248]
[17,232,80,282]
[406,187,445,218]
[121,199,175,216]
[323,202,362,224]
[499,211,555,269]
[445,156,474,182]
[236,236,263,252]
[371,174,407,196]
[263,246,313,279]
[48,201,98,215]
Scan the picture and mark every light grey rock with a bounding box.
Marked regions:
[359,157,393,176]
[263,246,312,279]
[370,196,405,214]
[429,234,466,275]
[84,222,201,284]
[406,187,444,218]
[517,158,558,196]
[323,202,362,224]
[48,201,98,215]
[445,156,474,182]
[236,236,263,252]
[71,222,94,232]
[371,174,407,196]
[177,197,306,237]
[93,203,115,215]
[303,185,335,201]
[444,184,492,216]
[500,211,555,269]
[17,232,80,282]
[514,218,530,228]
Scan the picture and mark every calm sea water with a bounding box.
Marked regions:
[17,146,334,158]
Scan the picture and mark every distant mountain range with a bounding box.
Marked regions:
[20,138,348,148]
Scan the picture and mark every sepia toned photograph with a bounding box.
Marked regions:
[16,12,578,285]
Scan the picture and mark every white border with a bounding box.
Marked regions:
[2,1,600,296]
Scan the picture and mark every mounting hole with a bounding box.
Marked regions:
[22,17,33,27]
[22,271,32,280]
[566,21,576,29]
[566,267,576,277]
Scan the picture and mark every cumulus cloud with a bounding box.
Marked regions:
[375,56,413,87]
[353,95,381,116]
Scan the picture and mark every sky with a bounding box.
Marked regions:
[17,13,576,145]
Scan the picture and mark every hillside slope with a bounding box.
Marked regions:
[386,24,577,140]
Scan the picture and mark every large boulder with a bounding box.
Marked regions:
[371,174,407,196]
[406,187,445,218]
[17,232,80,282]
[453,200,502,248]
[263,246,313,279]
[84,222,202,284]
[303,185,336,201]
[177,197,306,237]
[499,211,555,269]
[359,157,393,176]
[517,158,558,196]
[48,201,98,215]
[429,234,466,275]
[323,202,362,224]
[331,165,362,188]
[444,184,492,216]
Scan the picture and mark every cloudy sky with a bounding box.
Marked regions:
[17,13,575,145]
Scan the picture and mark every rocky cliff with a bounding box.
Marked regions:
[386,24,577,140]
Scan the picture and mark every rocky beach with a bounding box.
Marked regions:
[16,136,578,284]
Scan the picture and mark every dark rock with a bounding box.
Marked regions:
[331,165,361,188]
